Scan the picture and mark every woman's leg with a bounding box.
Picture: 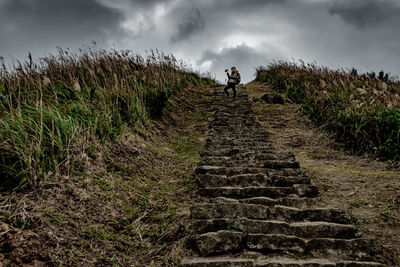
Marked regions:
[232,84,236,98]
[224,84,231,97]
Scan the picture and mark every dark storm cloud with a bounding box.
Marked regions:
[0,0,125,60]
[117,0,400,81]
[100,0,172,11]
[198,0,287,13]
[329,0,400,28]
[122,0,171,8]
[1,0,400,83]
[171,8,206,43]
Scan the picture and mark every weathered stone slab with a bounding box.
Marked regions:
[234,219,360,239]
[273,205,356,224]
[190,203,269,220]
[246,233,306,253]
[199,185,317,198]
[307,238,380,261]
[186,219,232,234]
[278,196,318,209]
[182,257,253,267]
[255,257,384,267]
[199,186,296,199]
[240,197,278,206]
[195,230,243,255]
[197,173,272,187]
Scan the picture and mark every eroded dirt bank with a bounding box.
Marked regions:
[247,81,400,265]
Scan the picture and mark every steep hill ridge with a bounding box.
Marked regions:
[182,86,386,266]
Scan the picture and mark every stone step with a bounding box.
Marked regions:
[197,173,310,187]
[194,230,243,255]
[197,173,271,187]
[211,111,253,116]
[210,125,265,130]
[201,149,276,157]
[208,131,268,137]
[192,230,245,256]
[208,130,264,135]
[238,219,360,238]
[272,205,356,224]
[276,196,318,208]
[209,118,259,124]
[208,133,266,138]
[209,195,318,209]
[209,122,261,127]
[206,139,270,145]
[195,166,269,175]
[190,203,355,224]
[191,202,269,220]
[192,231,379,261]
[208,196,318,209]
[204,145,274,152]
[212,98,250,103]
[206,135,270,143]
[208,134,270,140]
[182,257,253,266]
[198,185,318,199]
[195,166,303,176]
[196,166,305,177]
[255,258,384,267]
[188,218,360,239]
[207,135,270,141]
[246,234,380,261]
[182,257,384,267]
[206,140,272,146]
[202,152,295,163]
[198,160,300,169]
[212,104,251,108]
[209,128,267,134]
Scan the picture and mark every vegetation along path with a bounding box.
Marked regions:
[182,85,388,266]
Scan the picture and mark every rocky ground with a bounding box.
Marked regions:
[182,85,395,266]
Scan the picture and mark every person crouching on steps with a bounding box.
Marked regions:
[224,66,241,99]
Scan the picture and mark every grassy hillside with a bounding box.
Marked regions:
[0,48,213,190]
[256,62,400,161]
[0,49,215,265]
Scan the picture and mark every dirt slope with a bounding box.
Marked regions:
[246,81,400,265]
[0,84,212,266]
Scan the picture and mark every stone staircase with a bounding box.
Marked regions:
[182,86,385,266]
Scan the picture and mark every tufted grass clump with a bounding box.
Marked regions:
[0,48,214,190]
[256,61,400,161]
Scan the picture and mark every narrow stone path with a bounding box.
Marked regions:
[182,86,385,266]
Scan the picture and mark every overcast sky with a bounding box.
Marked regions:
[0,0,399,82]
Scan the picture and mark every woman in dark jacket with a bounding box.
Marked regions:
[224,66,241,98]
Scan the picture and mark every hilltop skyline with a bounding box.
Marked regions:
[1,0,399,82]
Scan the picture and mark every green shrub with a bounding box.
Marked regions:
[256,62,400,160]
[0,49,214,190]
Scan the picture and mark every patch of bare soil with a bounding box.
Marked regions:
[0,84,212,266]
[247,81,400,265]
[0,223,50,266]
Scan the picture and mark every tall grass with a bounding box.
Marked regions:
[256,61,400,160]
[0,48,213,190]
